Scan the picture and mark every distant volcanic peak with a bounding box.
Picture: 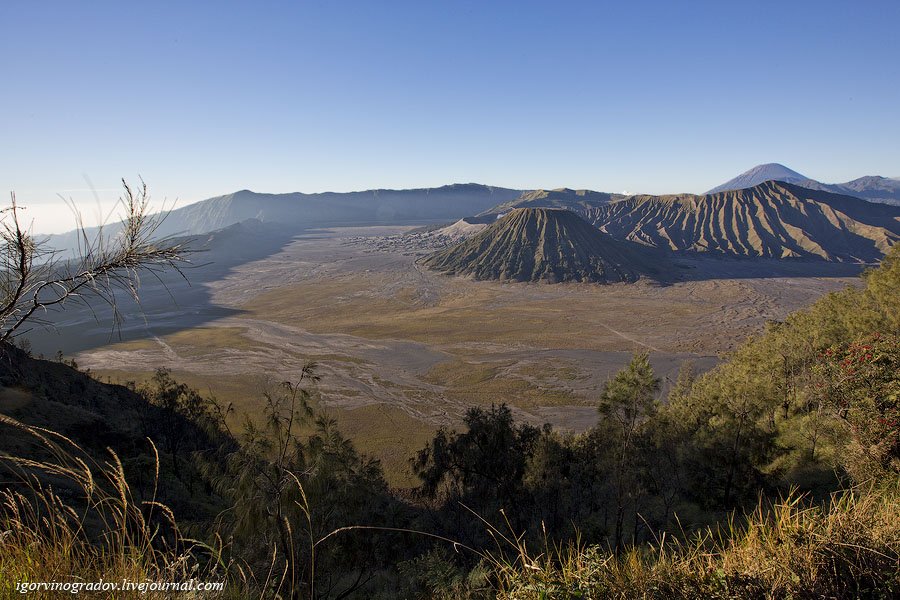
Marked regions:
[746,162,807,179]
[421,208,651,284]
[706,163,809,194]
[705,166,900,206]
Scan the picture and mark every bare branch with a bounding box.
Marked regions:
[0,180,193,343]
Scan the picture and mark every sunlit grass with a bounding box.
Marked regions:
[489,485,900,598]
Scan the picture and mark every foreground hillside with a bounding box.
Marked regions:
[494,485,900,599]
[492,234,900,600]
[421,207,657,283]
[585,181,900,261]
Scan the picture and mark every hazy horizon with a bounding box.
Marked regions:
[16,166,900,236]
[3,1,899,233]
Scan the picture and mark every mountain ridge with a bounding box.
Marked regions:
[707,164,900,205]
[584,181,900,262]
[43,183,526,251]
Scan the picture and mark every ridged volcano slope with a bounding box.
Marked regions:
[583,181,900,262]
[421,208,653,283]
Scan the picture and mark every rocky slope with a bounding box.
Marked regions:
[421,208,657,283]
[585,181,900,262]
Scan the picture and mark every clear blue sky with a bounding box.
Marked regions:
[2,1,898,232]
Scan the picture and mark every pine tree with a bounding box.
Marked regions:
[596,352,659,551]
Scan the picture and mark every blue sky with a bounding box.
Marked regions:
[2,1,898,232]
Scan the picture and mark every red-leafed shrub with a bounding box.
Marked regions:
[817,333,900,482]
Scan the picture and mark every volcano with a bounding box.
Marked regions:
[420,208,656,283]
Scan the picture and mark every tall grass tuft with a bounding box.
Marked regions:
[0,414,239,599]
[490,484,900,599]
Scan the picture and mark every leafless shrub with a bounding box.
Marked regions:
[0,179,192,342]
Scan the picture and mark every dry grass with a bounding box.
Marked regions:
[489,485,900,599]
[424,359,580,409]
[91,368,269,422]
[328,404,435,488]
[87,352,586,486]
[3,407,897,599]
[160,327,272,357]
[513,362,584,382]
[244,276,703,352]
[66,366,438,487]
[0,414,244,599]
